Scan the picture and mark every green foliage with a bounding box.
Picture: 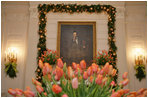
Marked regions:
[134,64,146,81]
[37,3,118,82]
[5,62,18,78]
[41,50,58,65]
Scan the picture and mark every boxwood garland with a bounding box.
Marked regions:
[36,4,118,82]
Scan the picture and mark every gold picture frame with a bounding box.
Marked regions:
[57,21,96,65]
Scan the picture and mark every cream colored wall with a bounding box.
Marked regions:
[1,1,147,96]
[125,1,147,91]
[1,1,29,96]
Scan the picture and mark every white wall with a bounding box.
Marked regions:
[1,1,29,96]
[125,1,147,91]
[1,1,147,96]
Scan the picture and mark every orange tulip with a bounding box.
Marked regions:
[62,94,68,97]
[80,60,86,69]
[72,77,78,89]
[122,72,128,79]
[43,63,52,75]
[108,65,113,75]
[117,89,125,96]
[55,66,63,80]
[8,88,16,97]
[38,59,43,69]
[68,66,73,78]
[89,76,94,83]
[72,62,77,70]
[95,74,103,85]
[102,77,108,85]
[97,68,101,74]
[52,84,62,94]
[36,85,44,94]
[111,92,120,97]
[99,69,104,75]
[111,69,117,77]
[24,90,35,97]
[87,66,93,76]
[26,86,31,91]
[47,74,52,81]
[119,78,129,86]
[57,58,64,68]
[91,63,98,73]
[123,89,130,94]
[83,71,88,80]
[32,78,42,86]
[102,62,110,74]
[137,88,146,95]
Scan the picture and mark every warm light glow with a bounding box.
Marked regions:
[134,48,145,58]
[5,47,18,63]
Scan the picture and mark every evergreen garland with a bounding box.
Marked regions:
[36,4,118,82]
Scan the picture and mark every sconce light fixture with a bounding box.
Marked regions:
[134,48,146,81]
[5,47,18,63]
[4,47,18,78]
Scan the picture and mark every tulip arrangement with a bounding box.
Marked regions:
[39,49,59,65]
[8,59,147,97]
[94,50,114,67]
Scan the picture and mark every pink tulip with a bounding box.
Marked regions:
[122,72,128,79]
[80,60,86,69]
[95,74,103,85]
[83,71,88,80]
[24,90,35,97]
[55,66,63,80]
[38,59,43,69]
[15,88,23,96]
[99,69,104,75]
[72,77,78,89]
[137,88,146,95]
[96,68,100,74]
[91,63,98,73]
[62,94,68,97]
[8,88,16,97]
[44,92,47,96]
[57,58,64,68]
[36,85,44,94]
[102,77,108,85]
[110,81,115,86]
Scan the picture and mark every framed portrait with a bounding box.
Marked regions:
[57,22,96,66]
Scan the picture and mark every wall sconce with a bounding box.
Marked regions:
[4,47,18,78]
[134,48,146,81]
[134,48,146,65]
[5,47,18,63]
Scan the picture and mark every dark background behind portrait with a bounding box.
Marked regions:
[60,24,93,66]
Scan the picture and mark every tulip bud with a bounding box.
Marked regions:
[43,63,52,75]
[36,85,44,94]
[122,72,128,79]
[80,60,86,69]
[57,58,64,68]
[111,69,117,76]
[111,92,120,97]
[44,92,47,96]
[32,78,42,86]
[38,59,43,69]
[72,77,78,89]
[89,76,94,83]
[68,66,73,78]
[119,78,129,86]
[102,62,110,74]
[15,88,23,96]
